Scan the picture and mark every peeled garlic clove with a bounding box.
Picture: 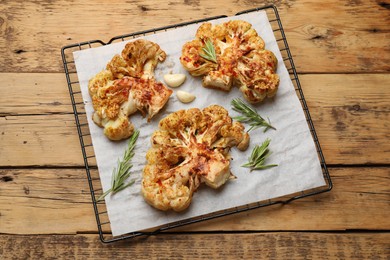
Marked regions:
[177,90,196,103]
[164,74,186,88]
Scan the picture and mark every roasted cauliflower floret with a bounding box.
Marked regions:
[90,76,136,140]
[88,39,172,140]
[141,105,250,212]
[236,49,279,103]
[180,20,279,103]
[107,39,166,79]
[180,40,218,77]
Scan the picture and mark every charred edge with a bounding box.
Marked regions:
[378,2,390,9]
[0,176,13,182]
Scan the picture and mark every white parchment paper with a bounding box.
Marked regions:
[73,10,326,236]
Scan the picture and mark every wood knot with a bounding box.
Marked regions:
[335,121,347,131]
[138,5,149,12]
[1,176,13,182]
[378,2,390,9]
[184,0,200,6]
[306,25,342,44]
[352,104,360,111]
[311,35,325,40]
[14,49,27,54]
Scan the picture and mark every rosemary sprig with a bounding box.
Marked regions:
[231,98,276,132]
[200,39,217,63]
[242,138,278,171]
[97,130,140,202]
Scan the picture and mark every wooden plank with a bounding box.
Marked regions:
[1,73,389,166]
[1,110,389,166]
[0,115,85,167]
[0,167,388,235]
[0,0,389,73]
[0,73,72,116]
[0,233,388,259]
[182,167,390,232]
[301,74,390,165]
[0,168,97,234]
[2,72,390,116]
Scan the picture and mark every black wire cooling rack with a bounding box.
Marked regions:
[61,5,332,243]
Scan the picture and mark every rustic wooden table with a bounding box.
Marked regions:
[1,1,389,258]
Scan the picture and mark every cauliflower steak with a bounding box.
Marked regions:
[142,105,250,212]
[88,39,173,140]
[180,20,279,103]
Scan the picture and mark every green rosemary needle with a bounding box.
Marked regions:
[242,138,278,171]
[97,130,140,202]
[200,39,217,63]
[231,98,276,132]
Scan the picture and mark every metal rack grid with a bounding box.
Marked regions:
[61,5,332,243]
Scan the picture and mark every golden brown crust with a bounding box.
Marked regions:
[125,77,173,121]
[88,39,172,140]
[180,20,279,103]
[141,105,250,212]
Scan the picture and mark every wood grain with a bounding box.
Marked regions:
[0,0,389,73]
[0,115,84,167]
[1,0,389,257]
[0,168,97,234]
[0,73,72,116]
[301,74,390,165]
[1,167,388,234]
[1,73,388,166]
[0,233,388,259]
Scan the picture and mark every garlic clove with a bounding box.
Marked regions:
[164,74,186,88]
[177,90,196,103]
